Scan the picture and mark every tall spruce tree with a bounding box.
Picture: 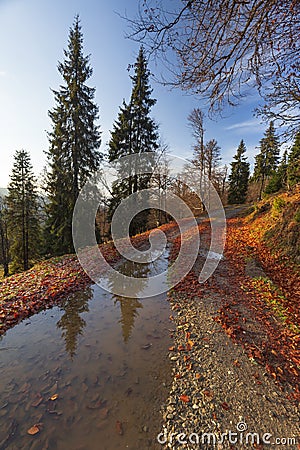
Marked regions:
[287,133,300,189]
[108,46,159,235]
[265,150,288,194]
[0,198,9,277]
[45,16,101,255]
[6,150,40,272]
[253,122,280,200]
[228,140,250,204]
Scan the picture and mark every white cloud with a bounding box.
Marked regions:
[225,119,264,131]
[0,70,6,77]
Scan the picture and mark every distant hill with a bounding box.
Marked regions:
[0,188,8,198]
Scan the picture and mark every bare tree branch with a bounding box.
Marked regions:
[126,0,300,137]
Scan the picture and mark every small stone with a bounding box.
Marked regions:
[143,425,149,433]
[167,405,175,413]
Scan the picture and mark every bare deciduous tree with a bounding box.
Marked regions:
[128,0,300,137]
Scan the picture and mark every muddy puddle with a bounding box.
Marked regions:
[0,251,172,450]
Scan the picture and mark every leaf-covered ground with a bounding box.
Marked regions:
[217,214,300,400]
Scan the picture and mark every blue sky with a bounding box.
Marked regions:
[0,0,268,188]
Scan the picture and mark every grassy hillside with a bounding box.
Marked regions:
[248,186,300,263]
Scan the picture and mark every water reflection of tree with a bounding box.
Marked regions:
[104,259,151,343]
[114,297,143,342]
[57,288,91,358]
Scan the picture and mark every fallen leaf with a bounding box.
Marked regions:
[116,420,123,435]
[179,395,189,403]
[203,390,214,399]
[221,402,230,410]
[27,425,40,435]
[31,394,43,407]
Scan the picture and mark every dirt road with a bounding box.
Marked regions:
[158,206,299,449]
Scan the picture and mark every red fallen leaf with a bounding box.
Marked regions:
[116,420,123,435]
[221,402,230,410]
[233,359,240,367]
[195,373,201,379]
[186,363,193,371]
[178,345,185,351]
[203,390,213,399]
[179,395,190,403]
[186,332,191,339]
[183,355,190,362]
[175,373,181,379]
[168,346,175,351]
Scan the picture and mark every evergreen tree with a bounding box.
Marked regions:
[6,150,40,272]
[108,46,159,235]
[265,150,288,194]
[228,140,250,204]
[287,133,300,189]
[0,198,9,277]
[253,122,280,199]
[45,16,101,255]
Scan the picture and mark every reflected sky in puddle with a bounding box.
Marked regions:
[0,251,172,450]
[99,250,171,299]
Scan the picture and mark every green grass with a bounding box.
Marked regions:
[254,277,300,334]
